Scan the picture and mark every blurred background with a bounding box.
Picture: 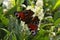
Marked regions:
[0,0,60,40]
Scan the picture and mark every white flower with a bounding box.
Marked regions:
[36,0,43,7]
[52,32,56,36]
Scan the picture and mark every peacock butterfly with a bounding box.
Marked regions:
[14,10,39,35]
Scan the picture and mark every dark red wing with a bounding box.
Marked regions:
[28,23,38,31]
[15,11,26,21]
[28,23,38,35]
[18,12,25,21]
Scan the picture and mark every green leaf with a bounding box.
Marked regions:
[0,7,3,14]
[0,28,10,34]
[17,0,24,5]
[17,0,24,11]
[56,31,60,35]
[12,34,17,40]
[54,11,60,21]
[54,18,60,27]
[0,14,9,25]
[53,0,60,10]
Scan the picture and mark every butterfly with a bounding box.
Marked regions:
[14,10,39,35]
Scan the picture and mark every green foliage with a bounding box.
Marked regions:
[54,18,60,27]
[0,14,9,26]
[0,7,3,14]
[53,0,60,10]
[6,6,17,15]
[54,11,60,21]
[16,0,24,11]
